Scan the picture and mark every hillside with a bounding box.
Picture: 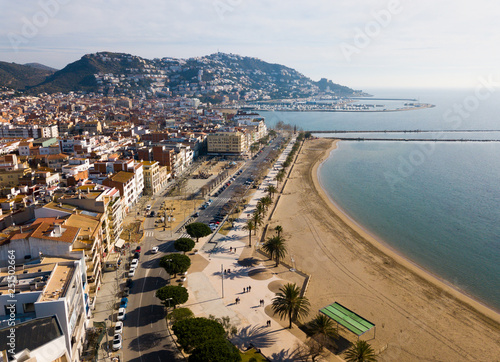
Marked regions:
[2,52,363,100]
[24,63,59,72]
[0,61,55,91]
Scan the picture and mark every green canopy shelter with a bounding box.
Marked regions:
[319,302,375,340]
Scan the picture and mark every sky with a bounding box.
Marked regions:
[1,0,499,90]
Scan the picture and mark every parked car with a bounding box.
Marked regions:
[112,334,122,351]
[117,308,126,321]
[126,279,134,288]
[135,246,141,253]
[122,287,130,297]
[130,259,139,269]
[128,268,136,277]
[152,246,159,254]
[133,252,140,259]
[120,297,128,308]
[149,210,155,217]
[193,212,199,217]
[114,321,123,335]
[146,205,151,211]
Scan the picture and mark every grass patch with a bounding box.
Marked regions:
[239,348,268,362]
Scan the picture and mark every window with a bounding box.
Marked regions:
[23,303,35,313]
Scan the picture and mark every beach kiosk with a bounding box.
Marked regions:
[319,302,376,340]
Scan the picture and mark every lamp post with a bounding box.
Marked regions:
[166,259,172,282]
[221,264,224,298]
[165,297,173,323]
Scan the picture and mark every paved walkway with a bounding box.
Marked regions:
[183,138,340,361]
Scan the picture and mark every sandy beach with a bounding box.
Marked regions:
[269,137,500,361]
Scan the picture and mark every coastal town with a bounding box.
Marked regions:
[0,91,285,361]
[0,86,498,362]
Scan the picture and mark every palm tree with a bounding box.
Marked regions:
[260,195,273,212]
[242,219,255,247]
[251,212,263,236]
[275,169,285,188]
[255,202,266,218]
[262,235,287,267]
[309,314,338,349]
[345,340,377,362]
[271,283,310,329]
[266,185,277,198]
[274,225,283,237]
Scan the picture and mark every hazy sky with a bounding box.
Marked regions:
[1,0,499,89]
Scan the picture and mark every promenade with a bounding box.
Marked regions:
[183,138,341,361]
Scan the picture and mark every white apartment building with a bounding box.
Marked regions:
[0,257,88,362]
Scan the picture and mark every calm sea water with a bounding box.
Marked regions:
[261,88,500,311]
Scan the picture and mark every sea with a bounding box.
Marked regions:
[259,87,500,312]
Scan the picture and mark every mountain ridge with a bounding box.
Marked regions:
[1,52,364,100]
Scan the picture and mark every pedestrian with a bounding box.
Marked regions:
[224,269,227,274]
[248,285,251,292]
[229,246,232,252]
[228,269,231,273]
[243,287,246,293]
[235,298,238,304]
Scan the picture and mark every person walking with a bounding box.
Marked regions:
[248,285,252,292]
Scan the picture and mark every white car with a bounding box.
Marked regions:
[128,268,136,277]
[146,204,151,211]
[152,246,159,254]
[112,334,122,351]
[114,321,123,335]
[130,259,139,269]
[117,308,126,321]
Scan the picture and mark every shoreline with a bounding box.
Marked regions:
[313,139,500,323]
[271,136,500,360]
[253,104,435,113]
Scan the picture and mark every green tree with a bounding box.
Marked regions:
[344,340,377,362]
[309,313,338,340]
[242,219,255,247]
[156,285,189,309]
[276,169,285,187]
[260,195,273,212]
[271,283,310,329]
[185,222,212,242]
[188,338,241,362]
[255,202,266,218]
[168,307,194,324]
[174,237,196,254]
[251,211,263,236]
[265,185,277,198]
[250,143,260,156]
[208,315,237,338]
[262,235,287,267]
[172,317,225,353]
[309,314,338,350]
[159,253,191,276]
